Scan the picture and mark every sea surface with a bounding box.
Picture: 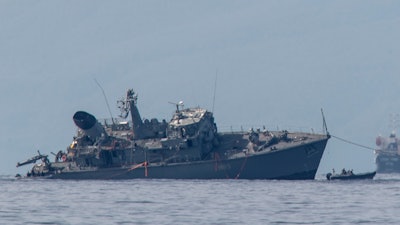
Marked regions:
[1,173,399,225]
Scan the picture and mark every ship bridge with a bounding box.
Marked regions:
[169,108,207,127]
[166,107,216,140]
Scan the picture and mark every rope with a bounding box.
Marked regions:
[103,161,148,179]
[331,134,376,151]
[128,162,147,171]
[128,161,148,177]
[235,154,248,179]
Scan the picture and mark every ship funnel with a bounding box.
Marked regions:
[73,111,106,139]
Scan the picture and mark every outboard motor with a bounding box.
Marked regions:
[73,111,106,140]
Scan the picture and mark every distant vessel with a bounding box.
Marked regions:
[375,132,400,173]
[16,89,330,180]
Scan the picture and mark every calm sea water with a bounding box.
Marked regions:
[1,174,399,225]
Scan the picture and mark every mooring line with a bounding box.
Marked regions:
[331,134,376,151]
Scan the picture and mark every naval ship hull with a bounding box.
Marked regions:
[46,136,328,180]
[375,154,400,173]
[17,89,330,180]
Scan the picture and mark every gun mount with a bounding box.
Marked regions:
[16,151,49,167]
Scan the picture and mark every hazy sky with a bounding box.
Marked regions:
[1,0,399,176]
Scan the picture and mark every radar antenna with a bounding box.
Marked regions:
[169,101,184,113]
[117,89,137,119]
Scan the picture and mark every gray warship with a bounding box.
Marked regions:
[375,132,400,173]
[16,89,330,180]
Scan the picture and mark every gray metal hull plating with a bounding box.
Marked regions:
[376,154,400,173]
[48,137,328,180]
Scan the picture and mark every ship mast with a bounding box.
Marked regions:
[118,89,144,139]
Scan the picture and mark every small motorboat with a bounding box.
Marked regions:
[326,170,376,180]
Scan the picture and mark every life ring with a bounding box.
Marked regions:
[61,155,67,162]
